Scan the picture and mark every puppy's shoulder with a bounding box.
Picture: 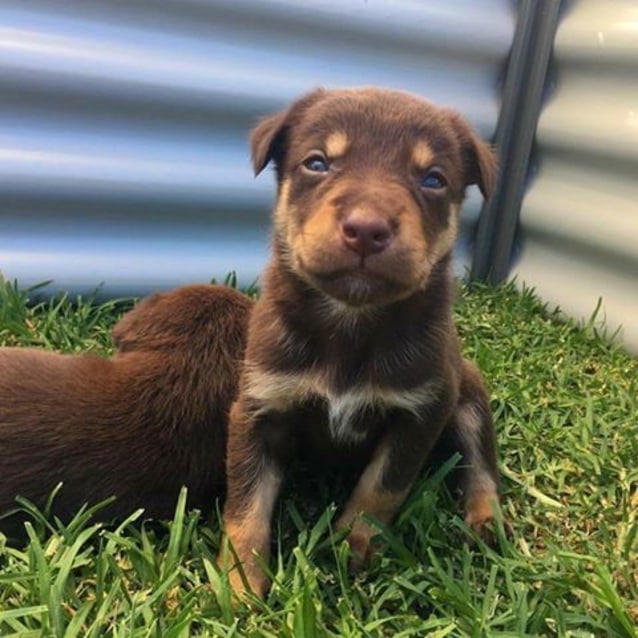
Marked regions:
[112,284,253,352]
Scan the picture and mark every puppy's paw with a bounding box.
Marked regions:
[464,492,511,547]
[345,530,373,574]
[216,546,269,605]
[227,566,269,604]
[343,520,383,575]
[464,512,498,547]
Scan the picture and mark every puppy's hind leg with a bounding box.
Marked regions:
[446,359,501,540]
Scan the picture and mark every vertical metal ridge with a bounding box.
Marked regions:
[471,0,563,283]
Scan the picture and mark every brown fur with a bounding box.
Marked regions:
[0,285,251,531]
[220,87,502,600]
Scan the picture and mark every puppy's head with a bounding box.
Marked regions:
[112,285,252,353]
[252,87,496,307]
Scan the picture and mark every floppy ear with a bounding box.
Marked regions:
[250,88,327,176]
[448,112,498,200]
[469,136,498,200]
[250,110,288,176]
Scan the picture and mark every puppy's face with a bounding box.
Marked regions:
[252,88,496,307]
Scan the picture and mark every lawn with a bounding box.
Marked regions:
[0,276,636,637]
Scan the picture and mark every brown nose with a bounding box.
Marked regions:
[341,214,392,257]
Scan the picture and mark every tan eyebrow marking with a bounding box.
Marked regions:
[412,140,434,168]
[325,131,349,158]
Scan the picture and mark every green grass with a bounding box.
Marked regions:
[0,276,636,637]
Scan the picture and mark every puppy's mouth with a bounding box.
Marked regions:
[300,262,409,307]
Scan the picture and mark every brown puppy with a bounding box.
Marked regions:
[0,285,251,531]
[220,87,500,599]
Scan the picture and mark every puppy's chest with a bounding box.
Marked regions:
[245,367,438,444]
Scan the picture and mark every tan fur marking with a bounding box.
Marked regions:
[295,198,339,255]
[412,140,434,168]
[430,203,460,264]
[276,178,305,269]
[465,490,498,530]
[274,178,292,239]
[325,131,349,158]
[336,439,410,563]
[220,465,281,598]
[397,200,430,285]
[399,201,429,255]
[244,366,325,413]
[337,440,408,526]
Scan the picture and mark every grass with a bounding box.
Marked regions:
[0,275,636,637]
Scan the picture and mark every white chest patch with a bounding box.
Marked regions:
[244,367,439,444]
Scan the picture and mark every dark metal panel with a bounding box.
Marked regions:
[471,0,562,282]
[514,0,638,353]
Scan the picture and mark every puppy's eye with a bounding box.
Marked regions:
[420,171,447,190]
[302,155,329,173]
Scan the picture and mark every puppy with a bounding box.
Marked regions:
[219,87,501,599]
[0,285,251,531]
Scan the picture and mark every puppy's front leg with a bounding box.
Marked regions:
[219,400,286,600]
[453,359,501,537]
[336,405,450,570]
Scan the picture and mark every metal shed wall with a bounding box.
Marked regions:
[513,0,638,353]
[0,0,515,296]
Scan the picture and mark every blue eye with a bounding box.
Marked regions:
[303,155,329,173]
[420,171,446,189]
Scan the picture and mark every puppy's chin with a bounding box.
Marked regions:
[301,268,418,308]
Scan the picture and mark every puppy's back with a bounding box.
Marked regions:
[0,347,112,402]
[0,347,119,524]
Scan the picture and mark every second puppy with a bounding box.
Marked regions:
[0,285,251,530]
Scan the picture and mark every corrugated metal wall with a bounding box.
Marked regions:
[0,0,515,297]
[514,0,638,353]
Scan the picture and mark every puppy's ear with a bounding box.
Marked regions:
[250,110,288,176]
[448,112,498,200]
[250,88,326,176]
